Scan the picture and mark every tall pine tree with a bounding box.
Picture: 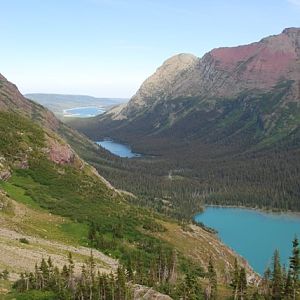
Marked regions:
[289,237,300,300]
[271,249,283,300]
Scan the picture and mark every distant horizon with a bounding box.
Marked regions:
[24,92,129,100]
[1,0,300,97]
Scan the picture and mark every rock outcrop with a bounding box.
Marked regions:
[134,285,173,300]
[46,137,76,165]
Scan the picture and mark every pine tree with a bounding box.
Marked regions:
[109,272,116,300]
[88,222,97,244]
[289,237,300,300]
[116,266,127,300]
[87,250,96,300]
[285,269,293,299]
[184,271,198,300]
[262,266,272,299]
[239,267,247,300]
[67,252,76,296]
[207,257,217,300]
[40,258,49,289]
[231,258,240,300]
[271,249,283,300]
[168,249,178,284]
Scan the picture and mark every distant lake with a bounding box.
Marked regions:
[63,106,105,118]
[96,140,141,158]
[195,206,300,274]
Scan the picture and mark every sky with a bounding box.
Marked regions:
[0,0,299,98]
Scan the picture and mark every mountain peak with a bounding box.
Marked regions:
[162,53,198,68]
[156,53,199,77]
[282,27,300,35]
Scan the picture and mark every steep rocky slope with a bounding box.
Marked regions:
[71,28,300,150]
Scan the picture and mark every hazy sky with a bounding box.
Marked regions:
[1,0,299,98]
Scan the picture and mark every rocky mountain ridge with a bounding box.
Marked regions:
[112,27,299,122]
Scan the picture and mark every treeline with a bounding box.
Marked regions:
[14,253,133,300]
[11,252,209,299]
[10,237,300,299]
[250,237,300,300]
[87,221,206,297]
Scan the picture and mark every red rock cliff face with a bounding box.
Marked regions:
[209,27,300,90]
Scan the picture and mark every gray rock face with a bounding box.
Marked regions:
[112,53,199,120]
[134,285,173,300]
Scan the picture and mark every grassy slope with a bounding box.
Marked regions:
[0,110,257,299]
[0,187,118,298]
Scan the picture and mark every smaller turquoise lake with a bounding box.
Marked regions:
[96,140,141,158]
[195,207,300,274]
[64,106,105,118]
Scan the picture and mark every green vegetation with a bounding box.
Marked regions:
[1,78,300,298]
[7,238,300,299]
[0,110,209,298]
[10,253,133,300]
[19,238,30,244]
[0,181,40,209]
[65,82,300,219]
[0,111,44,160]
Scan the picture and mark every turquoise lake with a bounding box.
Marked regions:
[195,207,300,274]
[96,140,141,158]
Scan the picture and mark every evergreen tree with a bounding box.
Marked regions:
[262,266,272,299]
[289,237,300,300]
[116,266,127,300]
[231,258,240,300]
[285,269,294,299]
[207,257,217,300]
[183,271,202,300]
[12,253,134,300]
[239,267,247,300]
[271,249,283,300]
[40,258,49,289]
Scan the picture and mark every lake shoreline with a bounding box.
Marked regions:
[199,204,300,218]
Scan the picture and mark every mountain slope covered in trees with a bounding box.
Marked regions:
[68,28,300,214]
